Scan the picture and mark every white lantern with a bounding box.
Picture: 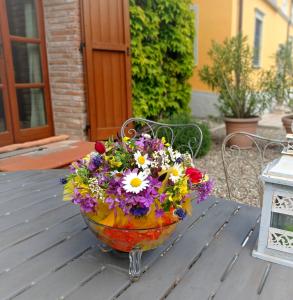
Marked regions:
[253,134,293,267]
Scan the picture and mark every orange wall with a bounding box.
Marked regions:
[191,0,234,92]
[241,0,289,69]
[191,0,293,92]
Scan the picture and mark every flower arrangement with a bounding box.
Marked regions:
[62,134,212,230]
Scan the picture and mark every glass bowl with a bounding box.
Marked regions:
[81,212,179,280]
[81,212,178,252]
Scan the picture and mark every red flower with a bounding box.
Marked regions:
[185,167,203,184]
[95,141,106,154]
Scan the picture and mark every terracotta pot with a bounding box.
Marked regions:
[281,114,293,134]
[224,117,260,149]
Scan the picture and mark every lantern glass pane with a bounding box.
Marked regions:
[271,213,293,232]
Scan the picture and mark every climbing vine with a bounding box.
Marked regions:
[129,0,195,120]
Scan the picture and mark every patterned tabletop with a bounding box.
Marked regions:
[0,170,292,300]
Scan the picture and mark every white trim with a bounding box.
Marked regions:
[253,9,264,68]
[252,248,293,268]
[255,8,265,19]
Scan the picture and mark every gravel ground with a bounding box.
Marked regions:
[196,126,287,206]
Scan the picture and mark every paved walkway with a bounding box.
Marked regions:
[258,112,287,129]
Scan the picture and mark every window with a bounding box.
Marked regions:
[0,0,53,145]
[253,10,264,67]
[191,4,199,65]
[281,0,288,15]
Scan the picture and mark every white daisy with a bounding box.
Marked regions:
[142,133,151,139]
[169,163,183,183]
[134,151,151,169]
[122,171,149,194]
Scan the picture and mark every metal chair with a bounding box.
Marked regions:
[120,117,203,160]
[221,132,288,207]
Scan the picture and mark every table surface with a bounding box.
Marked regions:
[0,169,292,300]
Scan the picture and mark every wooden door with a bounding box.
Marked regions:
[0,0,54,146]
[0,22,14,146]
[81,0,132,141]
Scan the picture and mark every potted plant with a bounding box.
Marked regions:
[282,108,293,134]
[261,41,293,133]
[199,35,272,148]
[276,41,293,133]
[61,136,212,280]
[272,41,293,112]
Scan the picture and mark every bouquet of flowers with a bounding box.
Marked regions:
[62,134,212,229]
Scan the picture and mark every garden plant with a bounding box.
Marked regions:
[129,0,195,120]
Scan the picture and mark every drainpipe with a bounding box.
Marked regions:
[238,0,243,34]
[287,0,292,42]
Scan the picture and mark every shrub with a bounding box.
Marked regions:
[159,113,212,158]
[129,0,195,120]
[199,35,272,118]
[262,41,293,108]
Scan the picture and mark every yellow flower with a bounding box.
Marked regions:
[109,158,122,168]
[179,181,188,195]
[161,136,170,147]
[202,174,209,182]
[123,137,130,142]
[105,156,122,168]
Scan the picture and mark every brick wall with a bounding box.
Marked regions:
[43,0,87,140]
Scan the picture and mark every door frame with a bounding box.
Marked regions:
[80,0,132,141]
[0,0,54,145]
[0,22,14,146]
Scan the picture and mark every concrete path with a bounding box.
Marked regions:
[259,112,289,129]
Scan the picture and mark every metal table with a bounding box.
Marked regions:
[0,170,292,300]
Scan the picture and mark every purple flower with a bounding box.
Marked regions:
[174,208,187,220]
[130,206,149,217]
[197,180,213,203]
[135,137,145,149]
[159,193,167,203]
[155,209,164,217]
[59,177,67,184]
[88,154,103,172]
[92,155,102,167]
[105,196,120,210]
[72,189,97,212]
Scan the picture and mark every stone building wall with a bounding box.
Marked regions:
[43,0,87,140]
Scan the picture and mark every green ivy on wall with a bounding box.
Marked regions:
[129,0,195,120]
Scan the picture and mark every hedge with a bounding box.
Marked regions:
[129,0,195,120]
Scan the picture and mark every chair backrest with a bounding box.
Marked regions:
[221,132,288,207]
[120,117,203,160]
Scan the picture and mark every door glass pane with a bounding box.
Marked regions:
[17,88,47,129]
[0,90,6,132]
[12,42,42,83]
[6,0,39,38]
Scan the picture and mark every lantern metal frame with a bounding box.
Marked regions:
[252,133,293,267]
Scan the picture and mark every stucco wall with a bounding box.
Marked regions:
[240,0,290,69]
[190,0,293,117]
[190,0,233,93]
